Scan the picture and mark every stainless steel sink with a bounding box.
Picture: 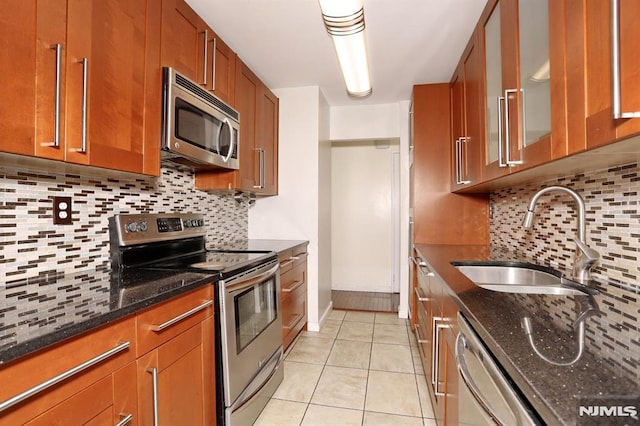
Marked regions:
[453,263,592,296]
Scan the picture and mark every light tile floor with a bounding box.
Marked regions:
[255,310,437,426]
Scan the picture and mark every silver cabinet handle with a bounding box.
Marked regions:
[611,0,640,118]
[261,149,266,188]
[147,367,159,426]
[414,287,429,302]
[460,137,471,184]
[149,300,213,332]
[284,312,304,330]
[279,259,295,268]
[455,137,471,184]
[504,88,523,166]
[0,341,130,412]
[431,316,449,397]
[115,413,133,426]
[253,148,266,189]
[455,333,503,423]
[497,96,506,167]
[201,29,208,86]
[211,37,217,92]
[414,323,429,344]
[48,43,63,148]
[282,280,304,293]
[78,57,88,153]
[455,138,462,184]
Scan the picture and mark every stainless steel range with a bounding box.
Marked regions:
[109,213,284,425]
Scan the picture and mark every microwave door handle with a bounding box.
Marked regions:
[222,117,234,162]
[215,118,223,156]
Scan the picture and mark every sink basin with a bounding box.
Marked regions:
[452,262,591,296]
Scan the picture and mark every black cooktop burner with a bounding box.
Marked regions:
[144,250,276,275]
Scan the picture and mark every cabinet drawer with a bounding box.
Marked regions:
[281,283,307,350]
[136,285,213,357]
[0,316,136,425]
[279,247,307,274]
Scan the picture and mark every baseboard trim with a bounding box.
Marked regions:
[307,301,333,332]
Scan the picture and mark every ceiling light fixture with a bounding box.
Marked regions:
[318,0,372,98]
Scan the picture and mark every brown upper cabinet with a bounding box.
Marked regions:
[479,0,568,181]
[451,30,484,190]
[1,0,159,175]
[160,0,236,106]
[195,58,279,195]
[583,0,640,149]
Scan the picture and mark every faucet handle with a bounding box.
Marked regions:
[573,237,599,261]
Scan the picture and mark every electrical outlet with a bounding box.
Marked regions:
[53,196,72,225]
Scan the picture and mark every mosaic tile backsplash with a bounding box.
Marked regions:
[490,162,640,379]
[0,162,249,283]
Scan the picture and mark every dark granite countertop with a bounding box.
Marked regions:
[210,239,308,254]
[414,244,640,426]
[0,267,217,366]
[0,239,308,367]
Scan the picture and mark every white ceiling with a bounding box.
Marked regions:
[186,0,489,106]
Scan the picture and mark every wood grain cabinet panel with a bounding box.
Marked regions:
[0,317,136,425]
[136,286,215,426]
[160,0,207,84]
[211,34,237,106]
[0,0,160,175]
[412,84,489,246]
[451,29,484,190]
[583,0,640,149]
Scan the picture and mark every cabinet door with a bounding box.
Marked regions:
[211,33,236,105]
[137,323,214,426]
[65,0,149,173]
[451,31,484,190]
[482,0,565,177]
[0,317,136,425]
[585,0,640,148]
[235,60,260,191]
[0,1,37,157]
[257,85,279,195]
[4,0,68,161]
[160,0,206,84]
[482,0,510,181]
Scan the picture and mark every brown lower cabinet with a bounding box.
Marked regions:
[0,285,215,426]
[413,253,459,426]
[278,243,309,350]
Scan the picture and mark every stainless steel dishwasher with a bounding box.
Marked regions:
[456,312,541,425]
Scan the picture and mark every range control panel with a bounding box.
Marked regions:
[111,213,206,246]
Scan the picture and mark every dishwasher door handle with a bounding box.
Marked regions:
[456,313,538,426]
[455,333,505,425]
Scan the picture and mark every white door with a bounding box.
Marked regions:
[331,139,401,293]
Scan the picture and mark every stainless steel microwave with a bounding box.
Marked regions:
[161,67,240,170]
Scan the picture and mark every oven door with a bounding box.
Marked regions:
[220,260,283,406]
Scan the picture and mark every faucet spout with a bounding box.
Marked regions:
[522,186,599,284]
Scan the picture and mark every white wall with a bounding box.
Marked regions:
[331,140,398,293]
[248,86,333,331]
[330,103,400,141]
[328,101,411,318]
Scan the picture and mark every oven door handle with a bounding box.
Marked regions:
[226,262,279,294]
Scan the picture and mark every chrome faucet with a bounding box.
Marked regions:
[522,186,599,284]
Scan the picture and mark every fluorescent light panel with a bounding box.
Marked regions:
[319,0,372,98]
